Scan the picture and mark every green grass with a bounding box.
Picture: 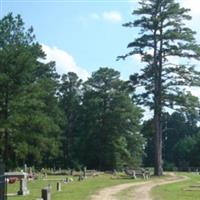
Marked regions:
[7,174,138,200]
[152,173,200,200]
[116,173,200,200]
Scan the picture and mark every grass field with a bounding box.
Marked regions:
[152,173,200,200]
[116,172,200,200]
[7,172,200,200]
[7,174,138,200]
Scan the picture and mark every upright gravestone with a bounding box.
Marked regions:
[56,182,61,192]
[29,167,32,175]
[0,159,6,200]
[18,178,30,195]
[24,164,27,173]
[41,187,51,200]
[83,167,87,178]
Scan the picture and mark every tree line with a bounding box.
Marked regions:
[0,14,144,171]
[1,0,200,175]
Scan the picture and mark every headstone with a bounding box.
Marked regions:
[64,177,73,183]
[83,167,87,178]
[56,182,61,192]
[78,175,84,181]
[113,169,117,176]
[4,172,29,196]
[24,164,27,173]
[41,187,51,200]
[18,178,30,195]
[29,167,32,174]
[0,159,6,200]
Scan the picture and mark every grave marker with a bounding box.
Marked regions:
[24,164,27,173]
[18,178,30,195]
[5,172,29,196]
[83,167,87,178]
[56,182,61,192]
[41,187,51,200]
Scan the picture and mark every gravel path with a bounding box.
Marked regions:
[90,173,188,200]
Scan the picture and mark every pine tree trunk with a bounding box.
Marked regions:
[154,65,163,176]
[154,13,163,176]
[153,15,163,175]
[154,67,163,176]
[154,105,163,176]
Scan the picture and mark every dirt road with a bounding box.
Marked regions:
[90,173,188,200]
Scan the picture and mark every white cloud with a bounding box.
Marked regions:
[132,54,141,62]
[180,0,200,37]
[42,44,90,81]
[142,107,153,121]
[88,11,122,23]
[182,0,200,17]
[102,11,122,22]
[186,86,200,98]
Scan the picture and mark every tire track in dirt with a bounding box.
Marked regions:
[90,173,188,200]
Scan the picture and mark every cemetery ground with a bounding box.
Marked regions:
[116,172,200,200]
[152,173,200,200]
[7,173,140,200]
[6,172,200,200]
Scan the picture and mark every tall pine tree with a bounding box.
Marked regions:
[0,13,61,170]
[118,0,200,175]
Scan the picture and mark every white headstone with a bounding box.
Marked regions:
[18,178,30,195]
[56,182,61,192]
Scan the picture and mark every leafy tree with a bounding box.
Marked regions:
[79,68,144,170]
[173,136,196,169]
[0,13,61,170]
[59,72,82,168]
[141,119,155,167]
[143,111,200,170]
[176,92,200,128]
[118,0,200,175]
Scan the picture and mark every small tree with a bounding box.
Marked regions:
[118,0,200,175]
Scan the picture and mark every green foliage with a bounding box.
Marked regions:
[0,13,62,169]
[143,111,200,170]
[118,0,200,175]
[173,133,200,168]
[0,13,145,171]
[79,68,144,170]
[59,72,82,168]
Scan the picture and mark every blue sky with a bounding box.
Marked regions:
[1,0,143,80]
[1,0,200,82]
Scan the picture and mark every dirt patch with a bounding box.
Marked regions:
[90,173,188,200]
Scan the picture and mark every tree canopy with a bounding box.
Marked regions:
[118,0,200,175]
[1,5,200,173]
